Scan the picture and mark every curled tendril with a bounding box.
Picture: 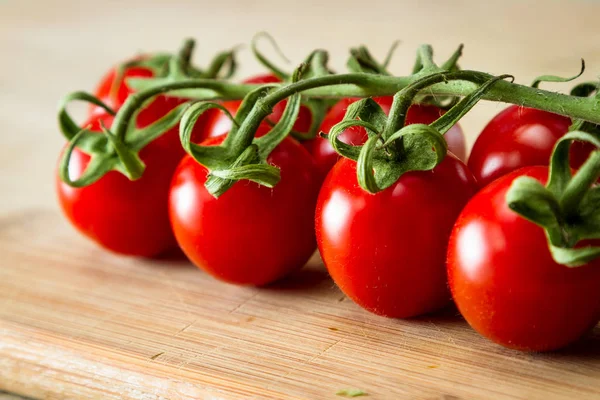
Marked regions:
[357,134,385,193]
[324,98,386,160]
[179,101,237,169]
[325,119,382,161]
[58,91,116,140]
[203,45,242,80]
[59,128,115,187]
[251,31,291,80]
[531,59,585,89]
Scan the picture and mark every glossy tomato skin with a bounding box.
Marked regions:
[316,154,477,318]
[56,113,183,257]
[169,135,320,286]
[448,166,600,351]
[307,98,466,182]
[468,106,592,188]
[206,74,312,139]
[91,61,212,143]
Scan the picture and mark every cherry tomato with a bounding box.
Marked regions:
[206,74,313,139]
[90,59,212,143]
[169,132,320,286]
[447,166,600,351]
[468,105,593,188]
[57,113,185,257]
[306,97,466,181]
[316,154,477,318]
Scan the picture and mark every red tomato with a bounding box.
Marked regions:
[169,132,320,286]
[90,59,212,143]
[306,97,466,181]
[57,113,185,257]
[206,73,313,139]
[468,105,592,188]
[316,154,477,318]
[447,166,600,351]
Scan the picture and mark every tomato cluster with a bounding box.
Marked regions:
[56,47,600,353]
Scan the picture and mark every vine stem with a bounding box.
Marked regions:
[115,71,600,142]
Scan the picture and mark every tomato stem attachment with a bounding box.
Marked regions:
[507,131,600,266]
[177,65,306,197]
[344,73,510,193]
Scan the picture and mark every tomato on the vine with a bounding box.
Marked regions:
[306,97,466,181]
[468,105,593,188]
[57,112,184,257]
[315,154,477,318]
[169,131,320,286]
[90,59,213,142]
[447,166,600,351]
[206,73,313,139]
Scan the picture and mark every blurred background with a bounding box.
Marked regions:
[1,0,600,215]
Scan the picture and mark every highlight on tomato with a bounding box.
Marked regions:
[316,74,505,317]
[169,74,321,286]
[468,105,593,188]
[57,112,185,257]
[317,154,476,317]
[448,130,600,351]
[56,41,240,257]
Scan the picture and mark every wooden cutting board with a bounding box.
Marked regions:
[0,210,599,400]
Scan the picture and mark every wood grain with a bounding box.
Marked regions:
[2,1,600,398]
[0,211,599,399]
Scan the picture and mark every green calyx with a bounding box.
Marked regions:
[506,131,600,267]
[250,32,335,142]
[57,38,229,187]
[325,71,512,194]
[58,95,189,187]
[412,44,464,109]
[178,64,306,198]
[126,38,240,93]
[346,41,400,75]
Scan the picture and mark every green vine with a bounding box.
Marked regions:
[57,38,600,266]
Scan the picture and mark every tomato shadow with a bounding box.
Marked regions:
[410,302,466,326]
[143,247,194,268]
[551,326,600,360]
[263,265,333,294]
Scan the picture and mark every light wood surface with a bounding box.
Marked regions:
[2,1,600,399]
[1,212,600,400]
